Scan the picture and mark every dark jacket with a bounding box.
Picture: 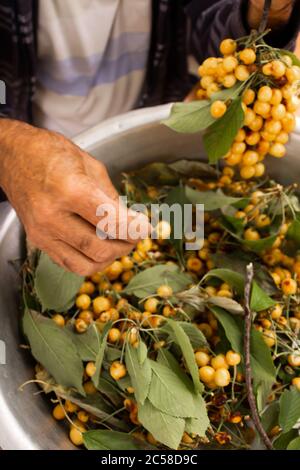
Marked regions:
[0,0,299,122]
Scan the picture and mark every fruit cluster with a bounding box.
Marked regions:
[196,38,300,180]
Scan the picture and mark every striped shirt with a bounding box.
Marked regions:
[33,0,151,137]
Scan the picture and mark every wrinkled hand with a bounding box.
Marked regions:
[0,120,150,275]
[248,0,294,30]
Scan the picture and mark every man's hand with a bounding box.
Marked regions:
[248,0,294,30]
[0,119,150,275]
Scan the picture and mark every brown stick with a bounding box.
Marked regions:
[244,263,274,450]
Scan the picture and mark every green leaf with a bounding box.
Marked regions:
[162,100,215,133]
[124,264,191,298]
[96,377,124,408]
[92,323,112,389]
[242,234,278,253]
[138,399,185,449]
[66,324,99,361]
[148,360,197,418]
[125,341,152,404]
[204,268,275,311]
[250,282,276,311]
[185,187,244,211]
[279,49,300,67]
[34,252,84,312]
[166,319,203,393]
[83,430,149,450]
[261,402,280,433]
[203,97,245,164]
[287,436,300,450]
[23,310,85,395]
[169,160,218,180]
[208,296,244,315]
[273,429,298,450]
[210,82,243,102]
[210,307,276,406]
[279,387,300,432]
[287,218,300,247]
[178,322,208,349]
[210,306,243,353]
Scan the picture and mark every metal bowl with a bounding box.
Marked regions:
[0,104,300,450]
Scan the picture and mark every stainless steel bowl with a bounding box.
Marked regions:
[0,104,300,450]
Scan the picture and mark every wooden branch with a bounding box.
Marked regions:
[244,263,274,450]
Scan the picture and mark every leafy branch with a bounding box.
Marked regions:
[244,263,273,450]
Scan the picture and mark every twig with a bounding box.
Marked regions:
[244,263,274,450]
[259,0,272,33]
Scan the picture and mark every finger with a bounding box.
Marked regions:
[69,175,151,242]
[50,212,134,263]
[39,239,109,276]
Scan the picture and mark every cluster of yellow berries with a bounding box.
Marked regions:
[196,350,241,389]
[196,38,300,180]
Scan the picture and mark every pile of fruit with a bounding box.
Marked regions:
[22,156,300,450]
[164,31,300,181]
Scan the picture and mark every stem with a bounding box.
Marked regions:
[244,263,274,450]
[258,0,272,33]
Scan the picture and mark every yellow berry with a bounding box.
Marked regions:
[93,296,111,315]
[245,131,260,146]
[254,162,265,178]
[220,38,237,55]
[76,294,91,310]
[108,328,121,343]
[271,60,286,78]
[211,354,228,370]
[269,143,286,158]
[235,64,250,81]
[79,281,95,295]
[226,153,242,166]
[257,140,270,156]
[85,361,96,378]
[281,278,297,295]
[244,107,256,126]
[53,404,65,421]
[292,377,300,391]
[225,350,241,366]
[200,75,214,89]
[214,368,231,387]
[281,113,296,133]
[223,73,237,88]
[186,256,203,273]
[77,411,89,423]
[242,89,255,105]
[255,214,271,227]
[263,329,276,348]
[288,354,300,368]
[52,314,65,327]
[195,351,210,367]
[240,166,256,180]
[244,228,260,240]
[210,100,227,118]
[248,115,263,131]
[207,83,220,98]
[199,365,215,383]
[198,323,213,339]
[105,261,123,281]
[276,131,289,144]
[223,55,238,71]
[137,238,153,253]
[271,104,286,120]
[253,101,271,118]
[270,88,282,105]
[239,48,256,65]
[242,150,259,166]
[162,305,175,317]
[264,119,282,135]
[65,400,79,413]
[110,361,127,381]
[69,427,84,446]
[157,284,173,298]
[258,86,272,102]
[78,310,93,324]
[144,297,159,313]
[235,128,246,142]
[75,318,88,334]
[120,256,134,271]
[231,142,246,154]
